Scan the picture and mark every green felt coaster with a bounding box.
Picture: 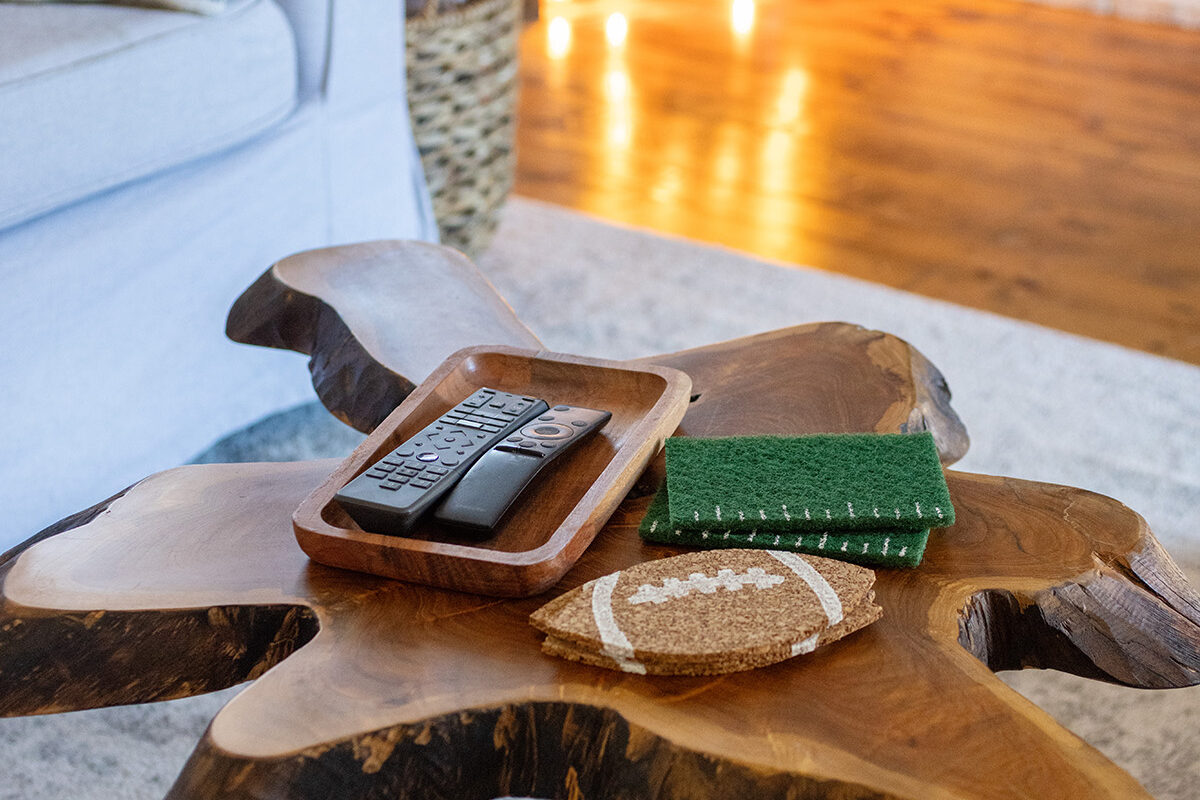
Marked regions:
[638,486,928,568]
[664,431,954,534]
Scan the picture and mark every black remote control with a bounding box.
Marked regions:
[335,388,549,535]
[433,404,612,534]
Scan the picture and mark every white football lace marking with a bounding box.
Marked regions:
[766,550,844,626]
[627,567,785,605]
[590,574,646,674]
[791,633,820,656]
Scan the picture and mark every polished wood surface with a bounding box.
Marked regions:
[515,0,1200,364]
[227,240,542,432]
[295,345,691,596]
[2,332,1196,796]
[3,248,1199,796]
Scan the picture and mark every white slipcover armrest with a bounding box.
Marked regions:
[272,0,405,107]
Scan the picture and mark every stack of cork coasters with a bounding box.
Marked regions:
[639,431,955,568]
[530,549,881,675]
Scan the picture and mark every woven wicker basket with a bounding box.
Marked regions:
[406,0,521,258]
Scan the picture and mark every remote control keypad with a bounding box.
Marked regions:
[334,388,549,534]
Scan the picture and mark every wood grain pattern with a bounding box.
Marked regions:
[515,0,1200,364]
[226,240,543,432]
[294,346,692,596]
[1,330,1196,798]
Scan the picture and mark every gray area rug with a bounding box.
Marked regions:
[2,197,1198,799]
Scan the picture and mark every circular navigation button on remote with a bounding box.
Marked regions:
[416,452,438,462]
[554,405,570,411]
[520,422,574,439]
[538,415,553,421]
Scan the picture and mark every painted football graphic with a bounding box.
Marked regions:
[530,548,881,675]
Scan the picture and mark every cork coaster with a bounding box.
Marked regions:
[530,549,881,675]
[541,590,881,676]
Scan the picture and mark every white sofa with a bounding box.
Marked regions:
[0,0,438,549]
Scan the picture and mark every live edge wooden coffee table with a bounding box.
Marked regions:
[2,242,1198,799]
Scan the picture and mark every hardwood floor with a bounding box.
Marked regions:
[514,0,1200,364]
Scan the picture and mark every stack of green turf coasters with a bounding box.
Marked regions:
[638,431,954,568]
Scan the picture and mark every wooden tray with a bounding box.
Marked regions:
[293,345,692,596]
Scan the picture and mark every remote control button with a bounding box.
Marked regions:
[379,482,401,491]
[416,452,438,462]
[441,456,460,466]
[427,466,448,475]
[554,405,571,411]
[411,479,433,489]
[375,464,395,472]
[520,440,538,448]
[521,423,574,439]
[571,420,588,427]
[538,415,553,421]
[506,435,521,442]
[366,470,387,479]
[540,442,556,449]
[396,449,414,458]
